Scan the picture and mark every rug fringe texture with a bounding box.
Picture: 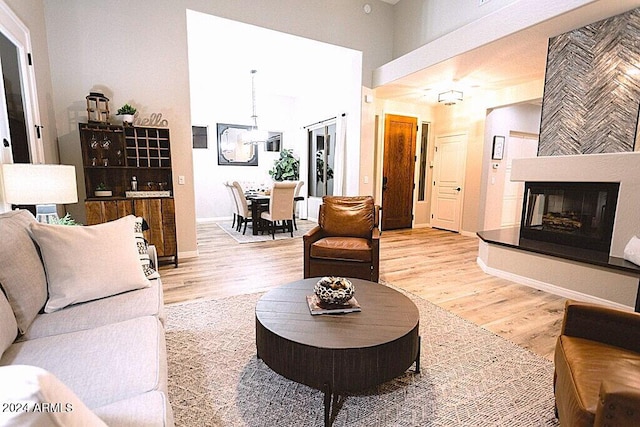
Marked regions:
[166,284,559,426]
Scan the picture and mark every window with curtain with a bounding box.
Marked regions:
[307,122,336,197]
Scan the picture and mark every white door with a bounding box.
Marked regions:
[0,52,10,164]
[500,135,538,227]
[430,133,467,232]
[0,2,42,166]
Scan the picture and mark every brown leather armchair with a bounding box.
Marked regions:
[554,300,640,426]
[303,196,380,282]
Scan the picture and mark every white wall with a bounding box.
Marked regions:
[480,103,541,230]
[187,11,363,221]
[392,0,517,57]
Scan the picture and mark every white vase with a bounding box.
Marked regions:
[121,114,134,125]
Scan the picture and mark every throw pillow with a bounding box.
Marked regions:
[0,210,48,334]
[0,290,18,358]
[0,365,108,427]
[30,215,150,313]
[134,217,161,279]
[321,196,374,238]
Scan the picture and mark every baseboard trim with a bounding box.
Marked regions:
[476,256,633,311]
[179,250,199,259]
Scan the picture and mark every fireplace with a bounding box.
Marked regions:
[520,182,619,253]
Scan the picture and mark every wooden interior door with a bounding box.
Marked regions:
[381,114,417,230]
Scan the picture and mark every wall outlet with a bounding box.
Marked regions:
[178,175,185,185]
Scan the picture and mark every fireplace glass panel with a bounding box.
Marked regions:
[520,182,619,252]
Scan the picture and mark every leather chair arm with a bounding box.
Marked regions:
[561,300,640,353]
[595,372,640,427]
[303,225,324,244]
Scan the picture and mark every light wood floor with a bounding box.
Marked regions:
[160,222,566,361]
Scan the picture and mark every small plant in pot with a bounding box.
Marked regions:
[117,104,137,126]
[269,149,300,181]
[95,183,112,197]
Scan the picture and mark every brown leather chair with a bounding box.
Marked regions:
[554,300,640,426]
[303,196,380,282]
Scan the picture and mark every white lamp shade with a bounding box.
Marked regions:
[0,163,78,205]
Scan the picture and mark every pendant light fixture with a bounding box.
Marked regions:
[243,69,269,145]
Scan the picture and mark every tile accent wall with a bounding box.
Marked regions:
[538,8,640,156]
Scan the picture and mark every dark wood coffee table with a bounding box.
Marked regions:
[255,278,420,426]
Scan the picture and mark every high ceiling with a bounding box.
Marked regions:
[374,0,640,105]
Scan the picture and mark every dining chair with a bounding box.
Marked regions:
[260,181,297,239]
[293,180,304,231]
[230,181,252,234]
[224,181,239,229]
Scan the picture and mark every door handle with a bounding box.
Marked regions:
[382,177,388,191]
[2,138,8,147]
[455,187,461,192]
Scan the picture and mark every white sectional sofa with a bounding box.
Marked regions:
[0,210,173,426]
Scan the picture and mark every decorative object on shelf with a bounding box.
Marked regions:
[492,135,505,160]
[314,276,355,305]
[86,92,110,123]
[117,104,137,126]
[269,149,299,181]
[306,293,361,315]
[0,163,78,223]
[94,183,112,197]
[437,90,463,105]
[133,112,169,128]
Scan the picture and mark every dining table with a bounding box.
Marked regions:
[245,192,304,236]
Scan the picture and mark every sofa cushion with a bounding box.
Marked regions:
[29,215,150,313]
[0,316,167,409]
[310,237,372,262]
[135,216,161,279]
[0,290,17,357]
[0,364,107,427]
[0,210,48,334]
[320,196,374,238]
[93,391,173,427]
[18,279,165,341]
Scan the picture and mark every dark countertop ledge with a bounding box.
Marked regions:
[477,227,640,276]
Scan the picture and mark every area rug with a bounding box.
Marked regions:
[165,286,559,426]
[216,219,316,243]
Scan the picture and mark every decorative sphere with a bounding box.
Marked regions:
[314,277,355,305]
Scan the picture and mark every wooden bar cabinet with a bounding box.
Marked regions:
[79,123,178,266]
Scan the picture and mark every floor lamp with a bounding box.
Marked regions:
[0,163,78,223]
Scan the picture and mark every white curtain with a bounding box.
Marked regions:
[333,113,347,196]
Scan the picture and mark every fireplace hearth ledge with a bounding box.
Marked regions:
[477,228,640,311]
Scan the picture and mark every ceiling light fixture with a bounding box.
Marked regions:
[438,90,463,105]
[243,69,269,145]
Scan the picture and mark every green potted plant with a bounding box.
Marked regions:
[51,213,82,226]
[95,182,112,197]
[269,149,299,181]
[117,103,137,125]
